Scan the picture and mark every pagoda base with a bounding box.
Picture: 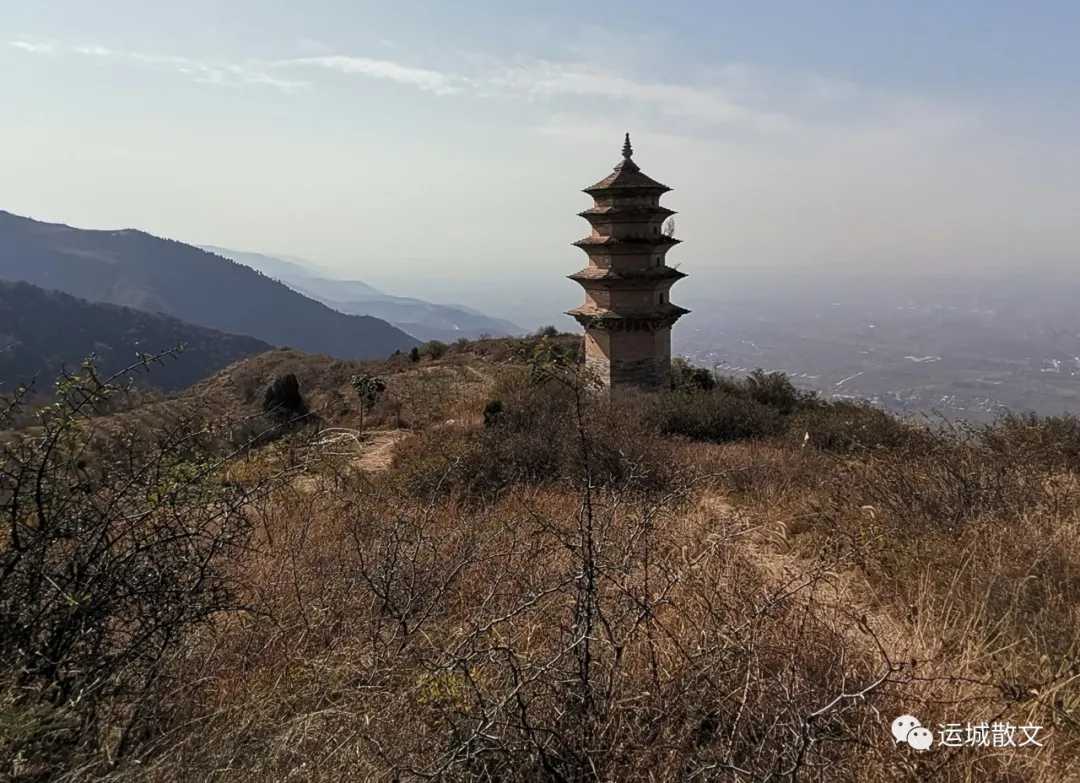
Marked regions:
[582,325,672,391]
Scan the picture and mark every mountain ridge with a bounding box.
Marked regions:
[202,245,522,343]
[0,279,271,393]
[0,210,419,359]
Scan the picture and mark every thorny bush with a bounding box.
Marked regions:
[0,357,273,776]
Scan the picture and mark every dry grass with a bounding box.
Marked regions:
[109,481,899,781]
[8,350,1080,781]
[688,437,1080,781]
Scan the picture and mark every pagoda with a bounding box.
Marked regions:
[568,134,688,390]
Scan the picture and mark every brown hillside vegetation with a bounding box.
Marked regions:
[2,335,1079,781]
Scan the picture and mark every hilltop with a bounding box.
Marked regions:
[0,210,419,359]
[2,335,1078,781]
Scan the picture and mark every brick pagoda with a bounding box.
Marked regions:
[568,134,688,390]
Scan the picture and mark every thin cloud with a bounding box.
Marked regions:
[74,44,115,56]
[9,40,56,54]
[6,38,896,136]
[114,50,308,91]
[487,61,795,133]
[275,54,796,132]
[279,55,463,95]
[12,40,307,91]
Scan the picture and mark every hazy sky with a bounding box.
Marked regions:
[4,1,1080,325]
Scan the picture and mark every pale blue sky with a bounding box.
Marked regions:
[4,1,1079,324]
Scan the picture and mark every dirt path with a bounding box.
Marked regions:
[696,490,912,667]
[290,428,410,493]
[353,429,409,472]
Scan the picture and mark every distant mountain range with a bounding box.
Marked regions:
[202,246,521,343]
[0,280,270,393]
[0,210,419,360]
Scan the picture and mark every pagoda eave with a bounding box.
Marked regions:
[578,206,676,220]
[583,183,671,196]
[567,307,689,332]
[568,267,687,284]
[573,236,681,250]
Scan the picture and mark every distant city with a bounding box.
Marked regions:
[676,265,1080,420]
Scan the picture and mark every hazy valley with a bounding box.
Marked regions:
[678,267,1080,420]
[202,245,521,343]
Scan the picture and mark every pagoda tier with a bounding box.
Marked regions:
[568,134,689,390]
[568,265,687,283]
[565,303,690,331]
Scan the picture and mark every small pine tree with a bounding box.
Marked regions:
[350,374,387,434]
[409,346,420,363]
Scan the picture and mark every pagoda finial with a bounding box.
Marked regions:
[622,132,633,159]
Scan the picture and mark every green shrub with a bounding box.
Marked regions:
[793,401,925,454]
[350,373,387,432]
[648,390,786,443]
[742,369,813,414]
[421,340,448,360]
[674,367,814,415]
[670,357,716,391]
[519,334,580,369]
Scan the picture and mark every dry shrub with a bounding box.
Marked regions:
[114,470,907,782]
[0,361,275,779]
[17,355,1080,781]
[694,418,1080,780]
[457,333,582,366]
[601,383,1080,778]
[377,363,491,430]
[93,368,918,781]
[979,411,1080,470]
[687,438,834,510]
[830,439,1045,534]
[392,372,681,500]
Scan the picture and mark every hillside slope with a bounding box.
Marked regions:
[0,211,419,359]
[13,340,1075,781]
[204,245,522,342]
[0,280,271,392]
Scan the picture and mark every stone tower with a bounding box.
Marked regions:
[568,134,688,390]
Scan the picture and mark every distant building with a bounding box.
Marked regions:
[568,134,688,390]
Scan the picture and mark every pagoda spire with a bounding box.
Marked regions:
[622,132,633,159]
